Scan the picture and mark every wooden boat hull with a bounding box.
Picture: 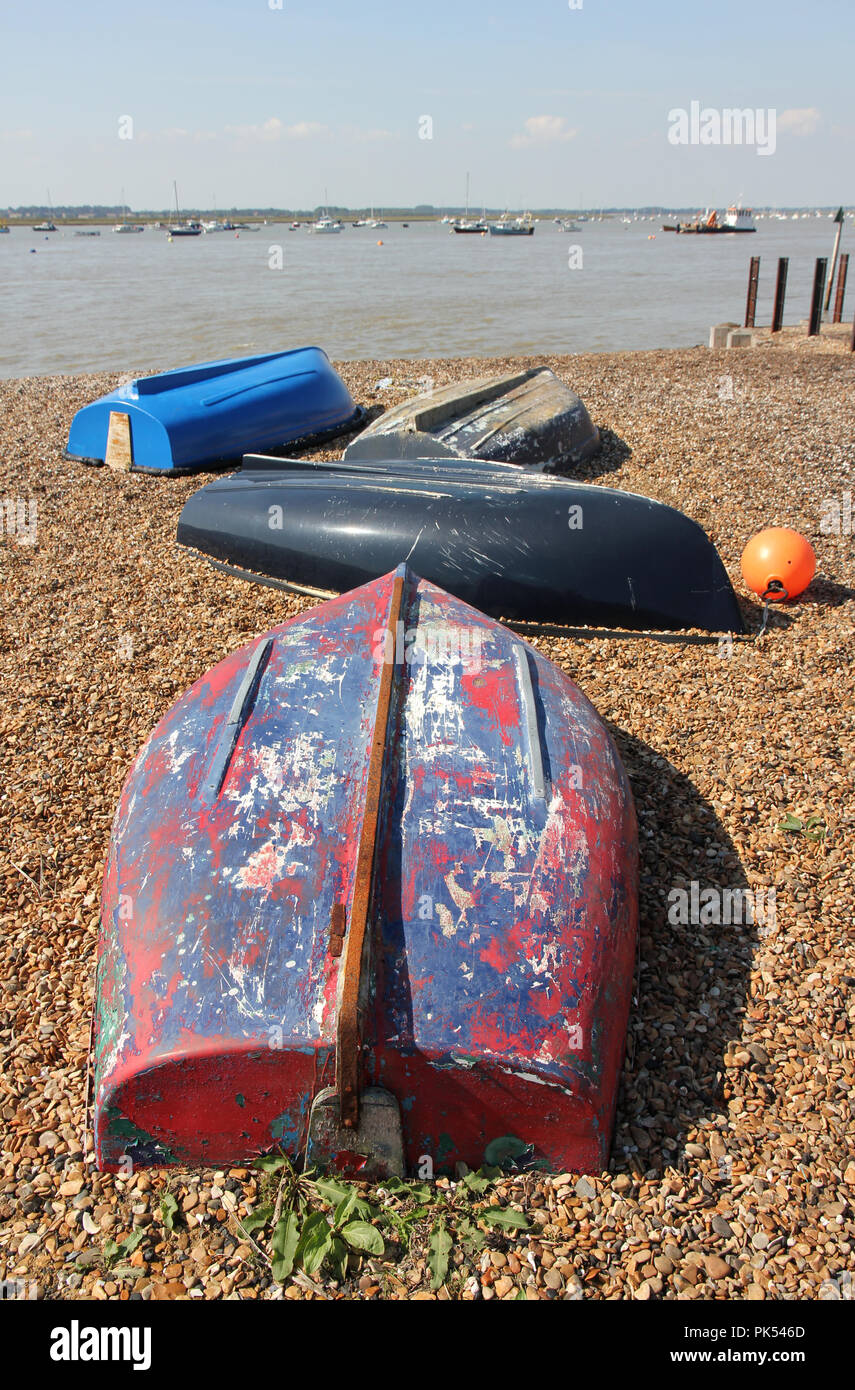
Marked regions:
[94,568,638,1173]
[344,368,600,471]
[65,348,362,474]
[177,458,745,632]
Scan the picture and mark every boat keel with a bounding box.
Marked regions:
[306,1086,405,1180]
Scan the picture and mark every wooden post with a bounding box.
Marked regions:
[808,259,827,336]
[771,257,788,333]
[824,208,845,311]
[832,253,849,324]
[744,256,760,328]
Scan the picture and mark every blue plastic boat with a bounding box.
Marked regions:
[65,347,363,475]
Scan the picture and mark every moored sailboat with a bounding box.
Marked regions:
[167,181,203,237]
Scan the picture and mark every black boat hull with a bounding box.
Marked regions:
[177,462,744,632]
[343,367,600,472]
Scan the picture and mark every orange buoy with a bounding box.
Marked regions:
[377,239,383,246]
[740,527,816,601]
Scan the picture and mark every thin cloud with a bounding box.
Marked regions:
[778,108,822,136]
[284,121,330,140]
[339,125,398,144]
[510,115,578,149]
[224,118,330,142]
[138,127,219,145]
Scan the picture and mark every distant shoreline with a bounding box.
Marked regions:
[3,206,853,230]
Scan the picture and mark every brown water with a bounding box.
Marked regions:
[0,216,846,378]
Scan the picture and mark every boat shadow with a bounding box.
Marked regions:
[554,426,632,482]
[283,411,634,484]
[374,633,759,1179]
[609,727,760,1178]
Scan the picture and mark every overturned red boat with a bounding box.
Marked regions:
[94,567,638,1176]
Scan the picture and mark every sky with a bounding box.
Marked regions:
[1,0,852,210]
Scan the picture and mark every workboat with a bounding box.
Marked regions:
[489,214,535,236]
[343,367,600,470]
[113,222,145,234]
[93,566,638,1174]
[721,204,756,232]
[663,204,756,235]
[65,347,363,475]
[177,455,745,632]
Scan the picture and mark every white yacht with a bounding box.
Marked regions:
[310,215,343,234]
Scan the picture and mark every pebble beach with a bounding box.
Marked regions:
[1,340,853,1302]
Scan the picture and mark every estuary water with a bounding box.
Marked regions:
[0,215,847,378]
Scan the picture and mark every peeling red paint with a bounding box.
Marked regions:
[94,568,637,1173]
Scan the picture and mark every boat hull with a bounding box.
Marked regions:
[65,347,363,474]
[94,570,638,1173]
[177,460,745,632]
[344,367,601,471]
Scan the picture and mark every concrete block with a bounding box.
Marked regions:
[726,329,755,349]
[709,322,739,348]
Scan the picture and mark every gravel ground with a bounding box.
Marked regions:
[1,344,853,1302]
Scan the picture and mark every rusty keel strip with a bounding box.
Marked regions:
[334,567,407,1127]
